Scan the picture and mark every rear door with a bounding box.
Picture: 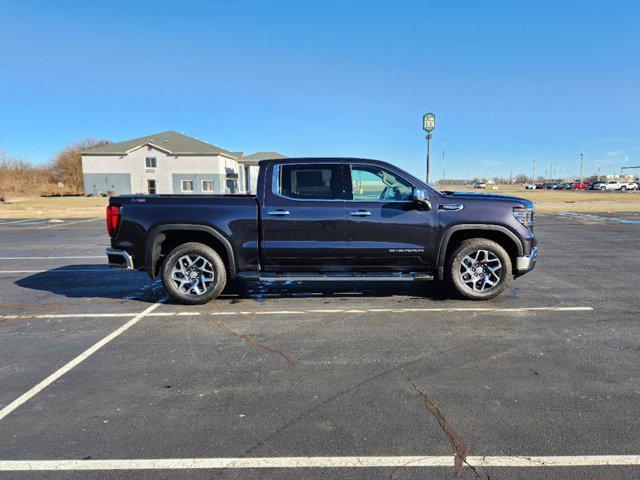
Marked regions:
[260,163,347,271]
[345,163,437,271]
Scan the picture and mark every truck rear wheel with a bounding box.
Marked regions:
[161,242,227,305]
[446,238,512,300]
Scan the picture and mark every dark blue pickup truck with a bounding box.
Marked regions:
[106,158,537,304]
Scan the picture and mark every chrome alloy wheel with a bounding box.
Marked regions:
[170,254,215,296]
[458,249,503,293]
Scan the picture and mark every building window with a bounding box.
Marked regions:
[201,180,213,192]
[181,180,194,192]
[145,157,157,168]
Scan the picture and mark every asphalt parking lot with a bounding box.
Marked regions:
[0,214,639,479]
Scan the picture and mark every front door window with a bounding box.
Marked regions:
[350,165,413,201]
[147,179,156,195]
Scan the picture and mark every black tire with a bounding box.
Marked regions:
[445,238,512,300]
[161,242,227,305]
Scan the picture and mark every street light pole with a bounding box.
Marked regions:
[426,133,432,183]
[580,153,584,186]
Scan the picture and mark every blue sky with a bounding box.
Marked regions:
[1,0,638,180]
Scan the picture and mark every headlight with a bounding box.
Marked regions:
[513,206,535,229]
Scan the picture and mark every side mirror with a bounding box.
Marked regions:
[412,187,431,210]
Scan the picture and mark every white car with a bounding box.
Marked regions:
[472,182,486,189]
[524,183,536,189]
[599,181,638,191]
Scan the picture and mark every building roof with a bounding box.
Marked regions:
[82,131,240,158]
[238,151,288,166]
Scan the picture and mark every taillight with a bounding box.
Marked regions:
[106,205,121,238]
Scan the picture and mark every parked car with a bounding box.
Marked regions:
[570,182,590,190]
[472,182,486,189]
[524,183,536,190]
[599,181,638,191]
[535,184,546,189]
[590,181,606,190]
[106,158,537,303]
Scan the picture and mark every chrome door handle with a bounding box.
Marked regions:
[438,204,464,212]
[350,210,372,217]
[268,210,290,216]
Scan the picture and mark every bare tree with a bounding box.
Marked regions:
[514,174,528,184]
[50,139,110,194]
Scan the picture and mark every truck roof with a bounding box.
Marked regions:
[258,157,390,168]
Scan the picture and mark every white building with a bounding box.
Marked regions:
[236,151,288,194]
[82,131,249,195]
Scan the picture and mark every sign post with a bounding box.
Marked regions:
[423,113,435,183]
[58,182,64,198]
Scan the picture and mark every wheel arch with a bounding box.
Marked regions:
[436,224,523,280]
[146,224,237,280]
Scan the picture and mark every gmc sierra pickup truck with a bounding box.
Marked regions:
[106,158,537,304]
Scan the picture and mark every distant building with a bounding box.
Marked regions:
[81,131,285,196]
[236,151,288,194]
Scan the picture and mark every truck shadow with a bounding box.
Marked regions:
[15,265,449,302]
[15,265,156,301]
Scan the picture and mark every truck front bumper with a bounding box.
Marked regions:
[516,245,537,274]
[106,248,134,270]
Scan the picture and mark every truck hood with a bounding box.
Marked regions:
[441,191,534,208]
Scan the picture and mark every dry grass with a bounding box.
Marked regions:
[1,187,640,219]
[0,196,108,219]
[438,184,640,213]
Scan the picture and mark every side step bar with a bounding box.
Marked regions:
[237,272,433,282]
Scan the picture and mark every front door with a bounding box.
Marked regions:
[147,179,156,195]
[345,163,437,271]
[260,163,347,271]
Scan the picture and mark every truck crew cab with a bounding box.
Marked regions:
[106,158,537,304]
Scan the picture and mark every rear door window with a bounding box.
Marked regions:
[278,164,342,200]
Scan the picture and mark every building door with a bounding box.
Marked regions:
[147,179,157,195]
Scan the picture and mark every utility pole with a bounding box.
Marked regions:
[422,113,436,184]
[532,159,536,183]
[580,153,584,186]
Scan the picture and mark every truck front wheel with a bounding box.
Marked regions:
[161,242,227,305]
[446,238,512,300]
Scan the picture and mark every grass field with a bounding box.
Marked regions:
[0,196,109,219]
[1,187,640,219]
[438,184,640,213]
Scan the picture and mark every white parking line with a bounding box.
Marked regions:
[0,306,593,320]
[0,218,46,226]
[0,256,104,260]
[0,269,113,274]
[0,455,638,471]
[0,301,164,422]
[36,218,100,229]
[212,306,594,315]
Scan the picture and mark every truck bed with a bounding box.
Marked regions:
[109,194,259,274]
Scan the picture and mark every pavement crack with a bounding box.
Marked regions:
[211,316,297,365]
[408,378,490,480]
